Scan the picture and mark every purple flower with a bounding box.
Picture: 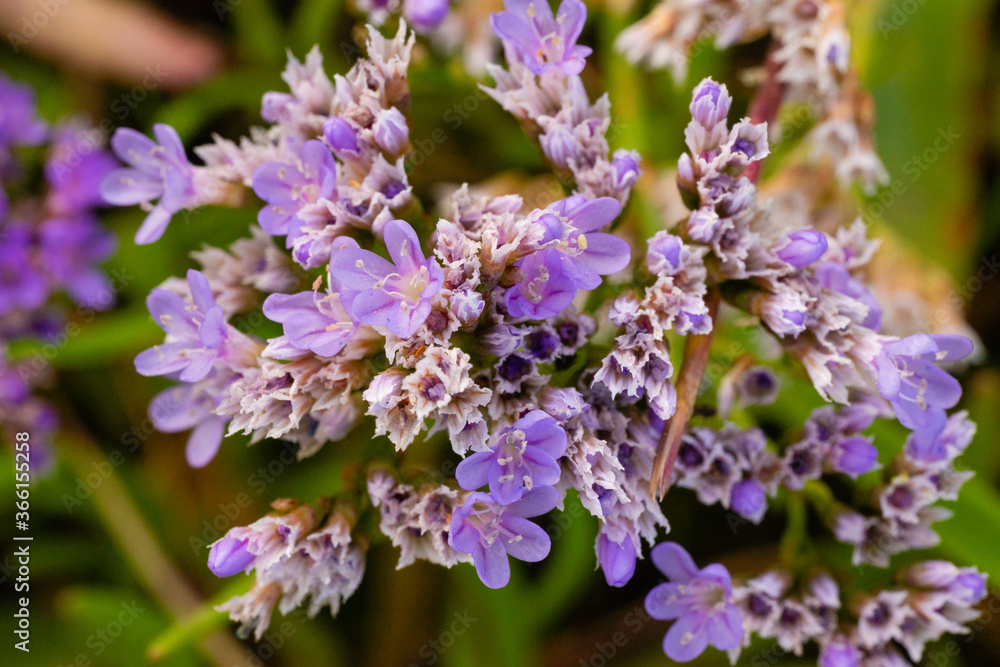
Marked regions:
[645,542,742,662]
[448,486,559,588]
[208,537,256,576]
[45,123,118,216]
[135,269,228,382]
[819,636,861,667]
[405,0,450,31]
[38,216,117,309]
[323,117,360,156]
[456,409,567,504]
[545,196,631,289]
[505,248,578,319]
[490,0,592,76]
[372,107,409,155]
[263,260,357,358]
[777,230,828,267]
[873,334,972,431]
[689,78,731,128]
[328,219,444,338]
[815,262,882,330]
[730,479,767,523]
[829,436,879,477]
[597,527,637,587]
[0,73,47,151]
[149,381,230,467]
[101,124,196,244]
[252,139,337,236]
[611,149,641,191]
[0,223,48,316]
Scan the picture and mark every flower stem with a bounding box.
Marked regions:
[650,285,721,499]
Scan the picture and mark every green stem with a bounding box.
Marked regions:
[61,431,246,666]
[780,493,808,565]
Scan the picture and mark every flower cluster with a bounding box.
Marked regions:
[730,560,987,665]
[100,5,988,665]
[1,73,119,472]
[617,0,887,192]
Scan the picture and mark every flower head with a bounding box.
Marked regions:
[505,248,578,319]
[491,0,592,76]
[329,219,444,338]
[448,486,559,588]
[263,261,357,358]
[874,334,972,431]
[645,542,743,662]
[101,124,197,244]
[252,139,337,236]
[135,269,228,382]
[456,409,567,503]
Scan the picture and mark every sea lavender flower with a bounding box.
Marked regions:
[134,269,228,382]
[504,248,578,320]
[0,73,47,153]
[777,230,829,267]
[323,117,361,156]
[252,139,337,236]
[404,0,450,32]
[263,276,357,358]
[873,334,972,431]
[45,122,118,216]
[819,636,861,667]
[596,524,638,587]
[208,537,256,576]
[689,78,731,129]
[490,0,592,76]
[645,542,742,661]
[328,219,444,338]
[448,486,560,588]
[372,107,409,155]
[148,380,231,468]
[455,409,567,504]
[101,124,198,244]
[544,196,630,289]
[0,223,48,316]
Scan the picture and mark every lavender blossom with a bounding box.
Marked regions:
[208,537,256,577]
[505,248,578,319]
[252,139,337,236]
[646,542,742,661]
[455,409,567,504]
[490,0,592,76]
[874,334,972,431]
[135,269,228,382]
[448,487,560,588]
[328,219,444,338]
[777,230,829,267]
[101,124,197,244]
[0,73,47,153]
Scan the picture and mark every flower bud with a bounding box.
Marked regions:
[373,107,409,155]
[323,117,360,156]
[777,230,829,267]
[597,530,637,587]
[208,537,256,577]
